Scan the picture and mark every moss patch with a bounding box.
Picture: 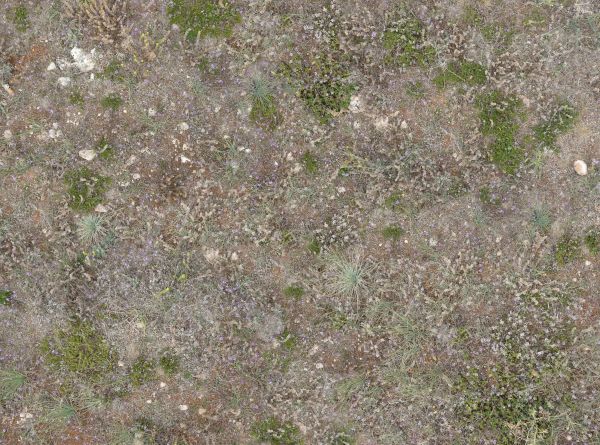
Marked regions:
[167,0,241,42]
[41,320,116,379]
[533,101,578,151]
[64,167,110,212]
[383,14,436,67]
[251,417,303,445]
[476,91,525,174]
[433,60,487,88]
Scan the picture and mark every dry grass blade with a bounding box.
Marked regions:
[63,0,130,44]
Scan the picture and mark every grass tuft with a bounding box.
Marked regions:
[249,76,281,129]
[433,60,487,88]
[533,101,578,151]
[168,0,241,42]
[64,167,110,212]
[251,416,303,445]
[0,370,25,401]
[77,215,107,245]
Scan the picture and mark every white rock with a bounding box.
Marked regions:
[3,129,12,140]
[180,155,191,163]
[79,149,97,161]
[574,160,588,176]
[148,108,157,117]
[349,95,362,113]
[178,404,188,411]
[374,116,389,130]
[198,407,207,415]
[132,173,141,180]
[94,204,108,213]
[401,120,409,129]
[71,47,96,73]
[57,77,71,87]
[47,62,56,71]
[178,122,189,132]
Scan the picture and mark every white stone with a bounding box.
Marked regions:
[3,129,12,140]
[574,160,588,176]
[178,122,189,132]
[179,404,188,411]
[47,62,56,71]
[180,155,191,163]
[57,77,71,87]
[78,149,97,161]
[94,204,108,213]
[71,47,96,73]
[148,108,157,117]
[349,95,362,113]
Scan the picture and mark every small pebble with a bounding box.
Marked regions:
[94,204,108,213]
[57,77,71,87]
[179,404,188,411]
[47,62,56,71]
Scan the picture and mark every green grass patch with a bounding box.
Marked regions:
[433,60,487,88]
[41,320,116,379]
[167,0,241,42]
[383,15,436,67]
[96,136,114,160]
[382,225,405,241]
[533,101,578,151]
[130,356,156,387]
[555,232,581,265]
[13,5,29,32]
[0,289,13,305]
[283,284,304,300]
[101,93,123,110]
[101,60,126,82]
[64,167,110,212]
[251,417,303,445]
[584,228,599,255]
[476,91,525,174]
[69,90,85,107]
[249,76,281,129]
[301,151,319,174]
[307,238,321,255]
[0,370,25,401]
[159,352,180,376]
[279,54,355,123]
[532,207,552,233]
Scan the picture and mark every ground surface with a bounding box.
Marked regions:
[1,1,599,444]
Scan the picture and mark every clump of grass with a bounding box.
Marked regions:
[0,289,13,306]
[533,101,578,151]
[278,328,297,351]
[167,0,241,42]
[159,352,180,376]
[280,53,355,123]
[130,356,155,387]
[101,60,126,82]
[96,136,114,160]
[301,151,319,174]
[326,253,373,312]
[64,167,110,212]
[77,215,107,244]
[101,93,123,110]
[584,228,599,255]
[456,287,575,444]
[383,14,436,67]
[479,186,501,206]
[433,60,487,88]
[384,192,405,211]
[41,320,116,379]
[283,284,304,300]
[307,238,321,255]
[329,429,356,445]
[0,370,25,401]
[555,232,581,265]
[13,5,29,32]
[251,417,303,445]
[249,76,281,129]
[532,207,552,233]
[476,91,525,174]
[63,0,129,44]
[405,80,426,99]
[69,90,85,106]
[382,225,404,241]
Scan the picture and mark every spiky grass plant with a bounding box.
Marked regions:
[77,214,107,244]
[0,370,25,401]
[249,76,281,128]
[325,252,374,313]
